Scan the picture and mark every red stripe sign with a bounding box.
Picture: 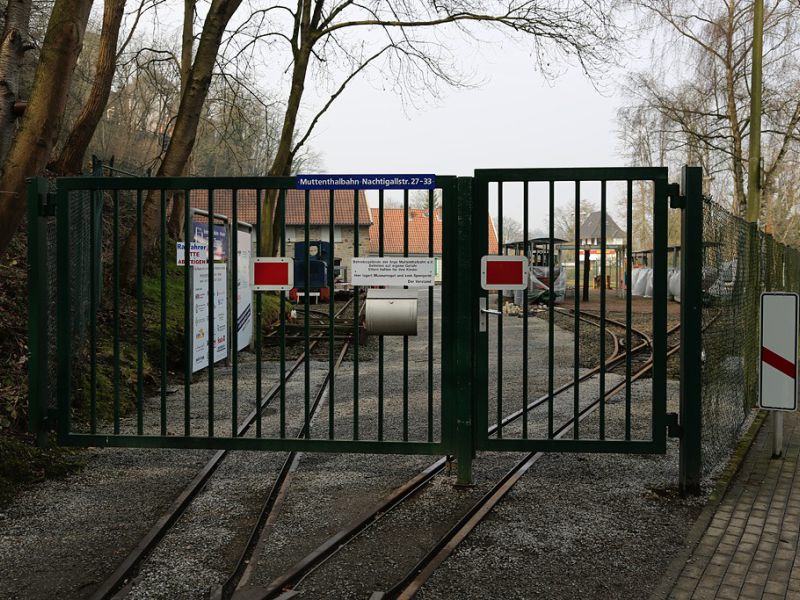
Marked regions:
[759,292,798,411]
[761,346,796,380]
[252,257,294,292]
[481,256,528,290]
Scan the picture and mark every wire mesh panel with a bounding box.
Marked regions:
[700,199,800,475]
[33,175,454,455]
[473,167,670,454]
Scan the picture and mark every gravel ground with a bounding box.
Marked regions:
[0,287,725,600]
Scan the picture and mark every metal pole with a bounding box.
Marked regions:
[679,166,704,495]
[745,1,778,456]
[772,412,783,458]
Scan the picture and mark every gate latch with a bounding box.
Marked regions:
[666,412,682,438]
[667,183,685,209]
[479,297,501,332]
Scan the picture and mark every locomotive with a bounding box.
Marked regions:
[290,240,332,303]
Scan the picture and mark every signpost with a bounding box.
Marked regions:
[759,292,799,457]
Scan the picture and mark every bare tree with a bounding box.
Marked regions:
[50,0,126,175]
[0,0,34,165]
[119,0,243,284]
[409,189,441,210]
[251,0,621,254]
[623,0,800,226]
[0,0,94,260]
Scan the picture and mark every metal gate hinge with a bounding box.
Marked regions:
[666,412,682,438]
[39,192,56,216]
[667,183,685,209]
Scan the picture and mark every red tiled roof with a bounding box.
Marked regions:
[368,208,498,255]
[189,189,371,226]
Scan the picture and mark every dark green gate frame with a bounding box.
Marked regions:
[472,167,671,455]
[28,175,459,456]
[28,168,704,489]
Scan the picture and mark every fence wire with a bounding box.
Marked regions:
[701,198,800,475]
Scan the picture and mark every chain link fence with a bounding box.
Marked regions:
[701,198,800,475]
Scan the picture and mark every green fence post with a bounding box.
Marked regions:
[453,176,476,485]
[679,165,703,495]
[27,177,51,447]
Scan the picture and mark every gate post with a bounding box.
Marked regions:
[679,165,703,495]
[452,177,476,485]
[27,177,52,447]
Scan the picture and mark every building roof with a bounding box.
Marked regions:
[579,211,626,240]
[189,189,371,226]
[368,207,498,255]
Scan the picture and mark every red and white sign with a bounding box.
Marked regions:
[252,257,294,292]
[759,292,798,411]
[480,256,528,290]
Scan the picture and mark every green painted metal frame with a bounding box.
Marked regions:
[678,166,703,494]
[473,167,670,455]
[31,175,456,456]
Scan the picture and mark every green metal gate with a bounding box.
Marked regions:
[27,175,459,455]
[28,168,704,488]
[471,168,672,456]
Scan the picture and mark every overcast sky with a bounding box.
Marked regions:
[138,3,654,233]
[300,24,652,230]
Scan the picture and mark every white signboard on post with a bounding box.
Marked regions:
[192,263,228,372]
[351,257,435,288]
[236,228,253,352]
[759,292,799,411]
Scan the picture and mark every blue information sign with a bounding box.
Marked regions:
[295,174,436,190]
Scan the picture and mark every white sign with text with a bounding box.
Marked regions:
[352,257,435,288]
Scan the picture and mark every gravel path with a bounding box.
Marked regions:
[0,287,727,600]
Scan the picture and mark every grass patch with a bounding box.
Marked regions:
[73,263,289,423]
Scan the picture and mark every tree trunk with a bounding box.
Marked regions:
[0,0,33,165]
[50,0,125,175]
[166,0,196,240]
[261,40,312,256]
[0,0,93,260]
[723,2,746,216]
[120,0,242,286]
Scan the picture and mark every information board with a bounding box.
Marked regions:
[191,263,228,372]
[351,257,435,287]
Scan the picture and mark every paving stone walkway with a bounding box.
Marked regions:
[668,411,800,600]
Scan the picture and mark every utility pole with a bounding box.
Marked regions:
[746,0,764,223]
[746,0,780,457]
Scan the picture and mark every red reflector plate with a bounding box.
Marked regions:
[481,256,528,290]
[252,257,294,291]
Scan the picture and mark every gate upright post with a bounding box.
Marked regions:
[679,166,704,495]
[27,177,51,447]
[453,177,476,485]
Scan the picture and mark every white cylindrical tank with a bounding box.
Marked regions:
[364,288,418,336]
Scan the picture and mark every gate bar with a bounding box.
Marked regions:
[679,165,704,495]
[573,181,581,439]
[26,178,50,447]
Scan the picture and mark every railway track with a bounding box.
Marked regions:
[242,312,672,599]
[91,298,357,600]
